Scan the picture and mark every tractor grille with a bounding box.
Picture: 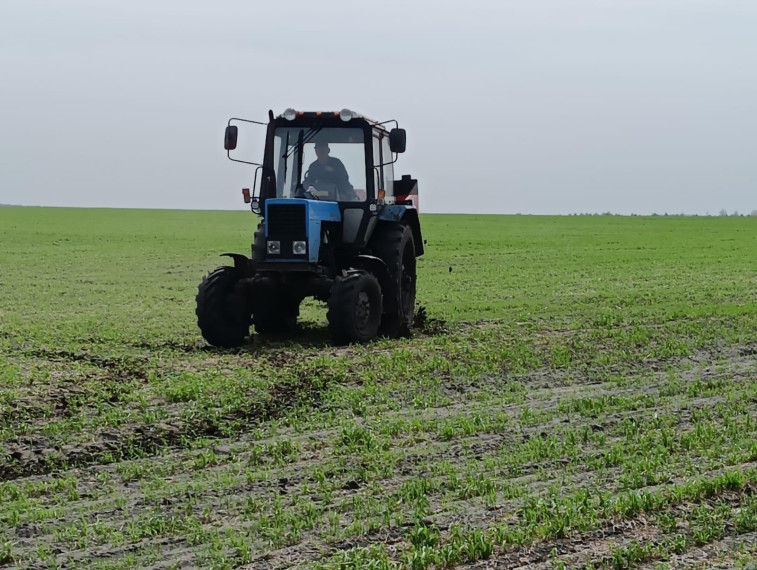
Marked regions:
[268,203,306,239]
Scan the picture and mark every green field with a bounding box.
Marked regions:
[1,207,757,569]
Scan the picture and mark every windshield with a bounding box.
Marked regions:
[272,127,367,202]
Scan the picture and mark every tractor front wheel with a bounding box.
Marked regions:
[327,271,383,345]
[196,266,251,348]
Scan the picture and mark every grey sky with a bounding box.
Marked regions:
[1,0,755,215]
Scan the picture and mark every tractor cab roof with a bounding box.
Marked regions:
[272,108,394,133]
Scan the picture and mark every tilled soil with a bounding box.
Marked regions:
[2,340,757,568]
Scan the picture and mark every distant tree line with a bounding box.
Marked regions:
[718,209,757,217]
[568,210,757,217]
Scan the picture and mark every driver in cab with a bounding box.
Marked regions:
[300,142,358,201]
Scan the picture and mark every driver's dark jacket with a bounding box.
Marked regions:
[302,157,356,199]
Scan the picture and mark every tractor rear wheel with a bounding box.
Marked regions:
[327,271,383,345]
[251,277,299,335]
[196,266,251,348]
[370,223,416,337]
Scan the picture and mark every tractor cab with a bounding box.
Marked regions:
[259,110,405,206]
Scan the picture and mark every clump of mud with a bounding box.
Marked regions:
[414,305,447,335]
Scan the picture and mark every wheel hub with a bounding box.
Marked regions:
[355,291,371,330]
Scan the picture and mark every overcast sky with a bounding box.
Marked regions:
[1,0,755,215]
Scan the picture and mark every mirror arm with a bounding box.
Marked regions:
[225,116,266,165]
[251,166,263,214]
[378,119,399,130]
[227,153,261,167]
[228,117,267,127]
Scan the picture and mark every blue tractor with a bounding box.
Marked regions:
[196,109,423,347]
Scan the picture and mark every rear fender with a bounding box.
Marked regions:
[378,206,424,256]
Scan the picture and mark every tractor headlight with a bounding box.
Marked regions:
[282,108,297,121]
[267,240,280,255]
[292,241,307,255]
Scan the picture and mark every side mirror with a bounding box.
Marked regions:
[389,128,406,153]
[224,126,238,150]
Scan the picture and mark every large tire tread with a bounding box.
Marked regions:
[369,222,416,337]
[196,266,250,348]
[327,271,382,345]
